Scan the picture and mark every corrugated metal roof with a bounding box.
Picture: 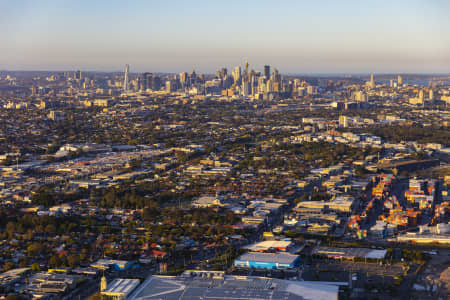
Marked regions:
[104,278,140,295]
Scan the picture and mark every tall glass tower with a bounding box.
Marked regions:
[123,64,129,92]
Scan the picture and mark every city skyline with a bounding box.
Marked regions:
[1,0,450,73]
[1,2,450,296]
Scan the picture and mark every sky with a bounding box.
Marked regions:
[1,0,450,74]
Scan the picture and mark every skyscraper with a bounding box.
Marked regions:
[264,65,270,79]
[409,89,424,105]
[339,115,349,128]
[397,75,403,85]
[244,61,249,80]
[123,64,129,92]
[370,74,375,89]
[216,68,227,80]
[221,68,227,78]
[74,70,82,80]
[140,72,150,91]
[272,68,281,83]
[242,81,250,97]
[233,66,241,84]
[354,90,367,102]
[180,72,188,87]
[152,76,161,91]
[166,80,173,93]
[190,70,197,84]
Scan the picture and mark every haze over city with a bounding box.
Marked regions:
[1,1,450,300]
[1,0,450,73]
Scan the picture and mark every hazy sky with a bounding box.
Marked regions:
[1,0,450,73]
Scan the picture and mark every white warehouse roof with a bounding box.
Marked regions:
[102,278,140,298]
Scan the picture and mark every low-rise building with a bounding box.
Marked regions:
[234,252,300,269]
[101,278,140,300]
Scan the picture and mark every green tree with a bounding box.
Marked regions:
[32,186,57,207]
[67,254,80,268]
[49,255,61,268]
[31,263,40,272]
[27,242,44,256]
[45,224,56,234]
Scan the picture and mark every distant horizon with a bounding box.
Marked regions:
[1,68,450,78]
[1,0,450,73]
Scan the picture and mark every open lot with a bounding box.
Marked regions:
[413,249,450,299]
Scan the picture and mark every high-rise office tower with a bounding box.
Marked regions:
[258,76,266,93]
[429,89,434,100]
[251,76,257,95]
[339,115,349,128]
[370,74,375,89]
[190,70,197,84]
[264,65,270,79]
[166,81,172,93]
[180,72,188,87]
[223,76,232,89]
[397,75,403,85]
[233,66,241,84]
[221,68,227,78]
[266,79,273,93]
[354,90,367,102]
[74,70,82,80]
[216,68,227,80]
[152,76,161,91]
[244,61,249,80]
[140,72,150,91]
[293,79,300,90]
[272,68,281,83]
[419,89,424,102]
[30,86,37,96]
[248,69,255,82]
[123,64,129,92]
[136,76,141,91]
[242,81,251,97]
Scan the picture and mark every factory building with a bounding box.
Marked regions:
[234,252,300,270]
[101,278,140,300]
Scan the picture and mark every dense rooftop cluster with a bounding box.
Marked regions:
[0,69,449,299]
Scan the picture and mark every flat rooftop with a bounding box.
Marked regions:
[103,278,140,295]
[128,275,339,300]
[244,240,292,252]
[313,247,387,259]
[0,268,30,279]
[236,252,299,264]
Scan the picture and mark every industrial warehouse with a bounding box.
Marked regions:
[312,247,387,261]
[128,272,340,300]
[234,252,300,270]
[101,278,141,300]
[244,240,294,252]
[91,259,136,271]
